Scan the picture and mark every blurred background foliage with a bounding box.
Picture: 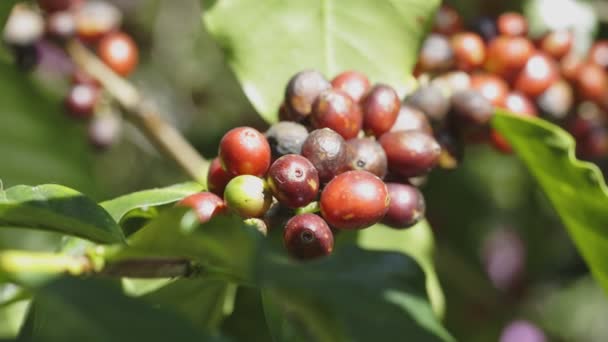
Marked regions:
[1,0,608,341]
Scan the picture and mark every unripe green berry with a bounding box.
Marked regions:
[224,175,272,218]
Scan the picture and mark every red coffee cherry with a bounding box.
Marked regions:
[223,175,272,218]
[449,90,494,142]
[320,171,389,230]
[46,11,76,40]
[75,1,122,42]
[560,53,584,83]
[97,32,139,76]
[331,70,370,102]
[390,105,433,135]
[418,34,454,73]
[346,138,388,179]
[484,36,534,80]
[503,92,537,115]
[301,128,349,183]
[267,154,319,209]
[540,29,573,60]
[451,32,486,72]
[379,131,441,178]
[361,84,400,137]
[283,214,334,260]
[285,70,331,120]
[219,127,271,177]
[433,4,463,36]
[497,12,528,37]
[470,73,509,106]
[514,52,559,98]
[575,62,608,103]
[65,83,99,119]
[588,40,608,69]
[311,89,362,140]
[537,80,574,121]
[177,192,227,224]
[207,157,233,196]
[382,183,425,229]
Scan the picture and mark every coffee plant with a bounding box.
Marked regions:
[2,0,608,341]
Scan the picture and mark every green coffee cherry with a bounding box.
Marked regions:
[224,175,272,218]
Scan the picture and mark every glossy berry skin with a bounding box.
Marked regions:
[177,192,227,224]
[514,53,559,98]
[98,32,139,76]
[588,40,608,69]
[484,36,534,80]
[285,70,331,120]
[223,175,272,218]
[265,121,308,159]
[540,30,573,60]
[451,32,485,72]
[267,154,319,209]
[379,131,441,178]
[503,92,537,116]
[436,130,464,169]
[433,5,463,36]
[470,73,509,107]
[301,128,349,183]
[75,1,122,42]
[404,85,450,124]
[283,214,334,260]
[575,63,608,103]
[560,53,584,83]
[207,157,233,196]
[331,70,370,102]
[449,90,494,141]
[390,105,433,135]
[346,138,388,179]
[537,80,573,120]
[382,183,425,229]
[219,127,271,177]
[311,89,362,140]
[418,34,454,73]
[361,84,400,137]
[320,171,389,230]
[497,12,528,37]
[65,83,99,119]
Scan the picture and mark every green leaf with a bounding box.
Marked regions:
[0,185,124,244]
[493,110,608,293]
[221,287,273,342]
[202,0,438,123]
[17,277,227,342]
[100,182,204,223]
[357,221,445,318]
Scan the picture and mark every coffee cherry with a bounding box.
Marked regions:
[433,5,463,36]
[219,127,271,177]
[497,12,528,37]
[75,1,122,42]
[265,121,308,159]
[430,71,471,96]
[449,90,494,140]
[311,89,362,139]
[346,138,388,179]
[390,105,433,135]
[418,34,454,73]
[514,52,559,98]
[451,32,485,72]
[177,192,227,224]
[577,127,608,159]
[65,83,99,119]
[301,128,349,183]
[267,154,319,209]
[379,131,441,177]
[98,32,139,77]
[566,102,604,138]
[46,11,76,41]
[244,218,268,236]
[404,85,450,124]
[285,70,331,120]
[223,175,272,218]
[38,0,76,13]
[575,62,608,102]
[537,80,573,120]
[470,73,509,107]
[361,84,400,137]
[470,16,498,42]
[331,70,370,102]
[503,92,537,115]
[588,40,608,69]
[284,214,333,260]
[3,5,44,47]
[382,183,425,229]
[320,171,389,230]
[207,157,233,196]
[484,36,534,80]
[560,53,584,83]
[88,112,121,150]
[539,29,573,60]
[436,130,464,169]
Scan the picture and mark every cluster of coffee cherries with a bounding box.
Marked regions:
[414,5,608,159]
[3,0,138,150]
[179,69,438,260]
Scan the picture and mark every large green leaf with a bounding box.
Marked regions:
[201,0,439,123]
[0,185,124,244]
[493,110,608,292]
[100,182,204,222]
[17,277,226,342]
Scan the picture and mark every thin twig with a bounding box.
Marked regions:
[65,40,209,184]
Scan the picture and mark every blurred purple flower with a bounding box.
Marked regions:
[500,320,547,342]
[482,228,525,291]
